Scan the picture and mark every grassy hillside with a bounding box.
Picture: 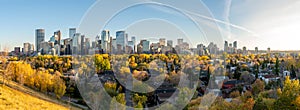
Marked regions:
[0,85,69,110]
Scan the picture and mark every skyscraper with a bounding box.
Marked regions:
[69,28,76,38]
[131,36,136,53]
[101,30,110,52]
[23,43,30,55]
[35,29,45,52]
[141,40,150,52]
[116,31,126,51]
[233,41,237,49]
[54,30,61,45]
[159,38,166,46]
[167,40,173,47]
[177,38,183,46]
[72,33,81,54]
[224,41,228,53]
[255,47,258,54]
[81,35,85,55]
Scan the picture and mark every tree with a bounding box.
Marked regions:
[52,72,66,99]
[132,94,147,108]
[274,76,300,109]
[252,79,265,96]
[110,93,126,110]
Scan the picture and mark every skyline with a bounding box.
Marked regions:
[1,0,300,51]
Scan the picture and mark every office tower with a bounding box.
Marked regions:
[125,33,128,46]
[30,44,34,53]
[23,43,30,55]
[85,38,90,50]
[35,29,45,52]
[197,44,205,55]
[243,46,247,55]
[224,41,228,53]
[72,33,81,54]
[81,35,85,55]
[159,38,166,46]
[14,47,21,55]
[54,31,61,45]
[112,38,117,52]
[101,30,110,52]
[85,38,90,54]
[167,40,173,47]
[116,31,126,51]
[131,36,136,53]
[142,40,150,52]
[128,41,134,53]
[177,38,183,46]
[255,47,258,54]
[233,41,237,48]
[40,41,50,54]
[69,28,76,38]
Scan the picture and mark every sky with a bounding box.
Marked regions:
[1,0,300,51]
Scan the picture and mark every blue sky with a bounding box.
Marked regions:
[1,0,300,51]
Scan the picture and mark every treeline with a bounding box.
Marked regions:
[4,61,66,99]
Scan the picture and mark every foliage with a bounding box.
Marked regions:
[132,93,147,108]
[252,79,265,96]
[274,76,300,109]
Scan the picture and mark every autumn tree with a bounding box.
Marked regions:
[274,76,300,109]
[110,93,126,110]
[252,79,265,96]
[52,71,66,99]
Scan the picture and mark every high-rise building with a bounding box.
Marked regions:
[30,44,34,53]
[23,43,30,55]
[14,47,21,55]
[101,30,110,52]
[131,36,136,53]
[224,41,228,53]
[141,40,150,52]
[35,29,45,52]
[255,47,259,54]
[111,38,117,53]
[69,28,76,38]
[177,38,183,46]
[159,38,166,46]
[116,31,126,51]
[233,41,237,49]
[243,46,247,55]
[81,35,85,55]
[54,30,61,45]
[72,33,81,54]
[267,47,271,54]
[167,40,173,47]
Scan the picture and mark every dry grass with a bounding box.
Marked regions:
[0,85,69,110]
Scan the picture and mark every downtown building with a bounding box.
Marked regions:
[35,29,45,52]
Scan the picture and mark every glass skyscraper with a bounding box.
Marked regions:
[35,29,45,52]
[116,31,126,51]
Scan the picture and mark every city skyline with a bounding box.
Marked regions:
[1,0,300,51]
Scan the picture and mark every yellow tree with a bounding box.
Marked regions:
[52,71,66,99]
[275,76,300,109]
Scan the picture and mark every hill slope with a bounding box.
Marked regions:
[0,85,69,110]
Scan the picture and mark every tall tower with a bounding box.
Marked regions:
[224,41,228,53]
[177,38,183,46]
[116,31,126,51]
[101,30,110,52]
[69,28,76,38]
[35,29,45,52]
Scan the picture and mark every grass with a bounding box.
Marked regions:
[0,85,69,110]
